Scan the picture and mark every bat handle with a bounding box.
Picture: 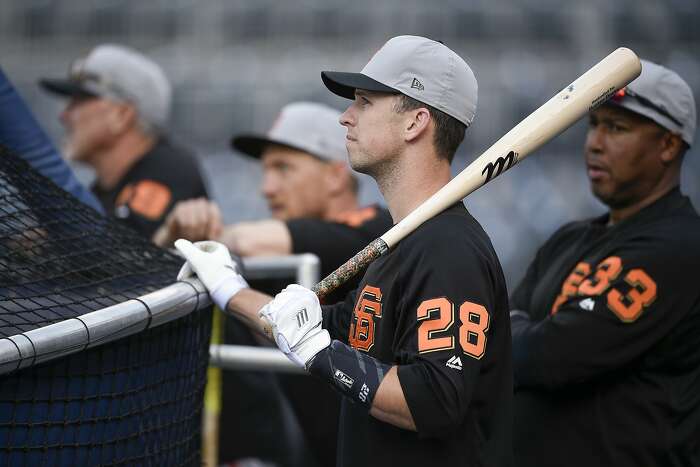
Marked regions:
[312,238,389,299]
[260,238,389,341]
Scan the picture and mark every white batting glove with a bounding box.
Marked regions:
[259,284,331,369]
[174,239,249,310]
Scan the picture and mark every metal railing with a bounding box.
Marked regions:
[208,253,320,374]
[0,254,318,376]
[0,279,210,375]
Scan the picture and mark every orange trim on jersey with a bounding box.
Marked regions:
[330,206,378,228]
[116,180,172,220]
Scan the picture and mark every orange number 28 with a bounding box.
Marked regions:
[417,298,490,360]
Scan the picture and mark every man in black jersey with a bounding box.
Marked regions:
[40,44,208,238]
[510,60,699,466]
[155,101,391,467]
[153,101,392,303]
[176,35,513,467]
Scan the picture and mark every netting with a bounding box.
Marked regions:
[0,144,212,465]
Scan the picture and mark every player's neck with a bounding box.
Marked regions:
[321,191,360,221]
[94,130,157,190]
[378,150,451,223]
[608,178,679,225]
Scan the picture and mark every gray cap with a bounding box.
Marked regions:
[232,102,348,163]
[40,44,172,129]
[607,59,696,146]
[322,35,478,127]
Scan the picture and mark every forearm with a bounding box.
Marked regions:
[218,220,292,256]
[309,340,416,431]
[370,367,416,431]
[226,288,274,339]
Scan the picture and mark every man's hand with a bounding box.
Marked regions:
[175,239,248,310]
[259,284,331,368]
[153,198,223,247]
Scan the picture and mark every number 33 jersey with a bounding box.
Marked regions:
[510,188,700,466]
[323,203,513,467]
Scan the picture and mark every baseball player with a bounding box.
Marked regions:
[176,36,513,467]
[154,101,392,466]
[40,44,208,238]
[510,60,699,466]
[153,101,392,304]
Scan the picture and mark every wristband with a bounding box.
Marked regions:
[209,268,248,310]
[308,340,391,410]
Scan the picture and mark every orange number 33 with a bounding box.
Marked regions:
[417,298,490,360]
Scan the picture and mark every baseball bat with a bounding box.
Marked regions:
[261,47,641,338]
[312,47,641,297]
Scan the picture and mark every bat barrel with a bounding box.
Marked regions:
[381,47,641,249]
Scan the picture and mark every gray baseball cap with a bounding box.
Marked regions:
[322,35,478,127]
[40,44,172,129]
[606,59,696,146]
[232,101,348,163]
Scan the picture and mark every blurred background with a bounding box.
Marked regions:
[1,0,698,289]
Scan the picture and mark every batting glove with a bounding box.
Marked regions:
[175,239,249,310]
[259,284,331,369]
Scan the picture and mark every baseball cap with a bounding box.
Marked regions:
[232,102,348,163]
[321,35,478,127]
[607,59,696,146]
[40,44,172,129]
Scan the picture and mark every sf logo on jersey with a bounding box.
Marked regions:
[349,285,383,352]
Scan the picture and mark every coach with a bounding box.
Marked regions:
[510,60,699,466]
[40,44,208,237]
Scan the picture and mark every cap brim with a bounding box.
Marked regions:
[39,78,96,98]
[230,135,275,159]
[321,71,398,100]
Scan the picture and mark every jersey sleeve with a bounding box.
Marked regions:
[0,67,104,214]
[287,217,382,278]
[512,239,699,389]
[394,219,505,438]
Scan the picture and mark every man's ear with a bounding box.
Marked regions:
[659,132,684,166]
[107,101,137,135]
[404,107,431,143]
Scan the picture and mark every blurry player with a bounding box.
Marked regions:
[40,44,208,237]
[510,60,700,466]
[153,101,392,303]
[176,36,513,466]
[155,101,392,466]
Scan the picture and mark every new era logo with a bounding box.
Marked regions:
[446,355,463,370]
[296,308,309,328]
[410,78,424,91]
[579,298,595,311]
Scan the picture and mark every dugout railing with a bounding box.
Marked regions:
[0,253,318,376]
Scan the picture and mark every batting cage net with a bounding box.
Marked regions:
[0,145,212,466]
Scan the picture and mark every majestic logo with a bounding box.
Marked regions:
[334,369,354,389]
[410,78,424,91]
[446,355,463,370]
[578,298,595,311]
[482,151,518,183]
[296,308,309,328]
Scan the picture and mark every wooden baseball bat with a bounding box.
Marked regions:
[309,47,641,299]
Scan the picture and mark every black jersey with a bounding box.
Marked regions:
[92,138,208,238]
[287,205,393,304]
[510,188,700,466]
[323,203,513,467]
